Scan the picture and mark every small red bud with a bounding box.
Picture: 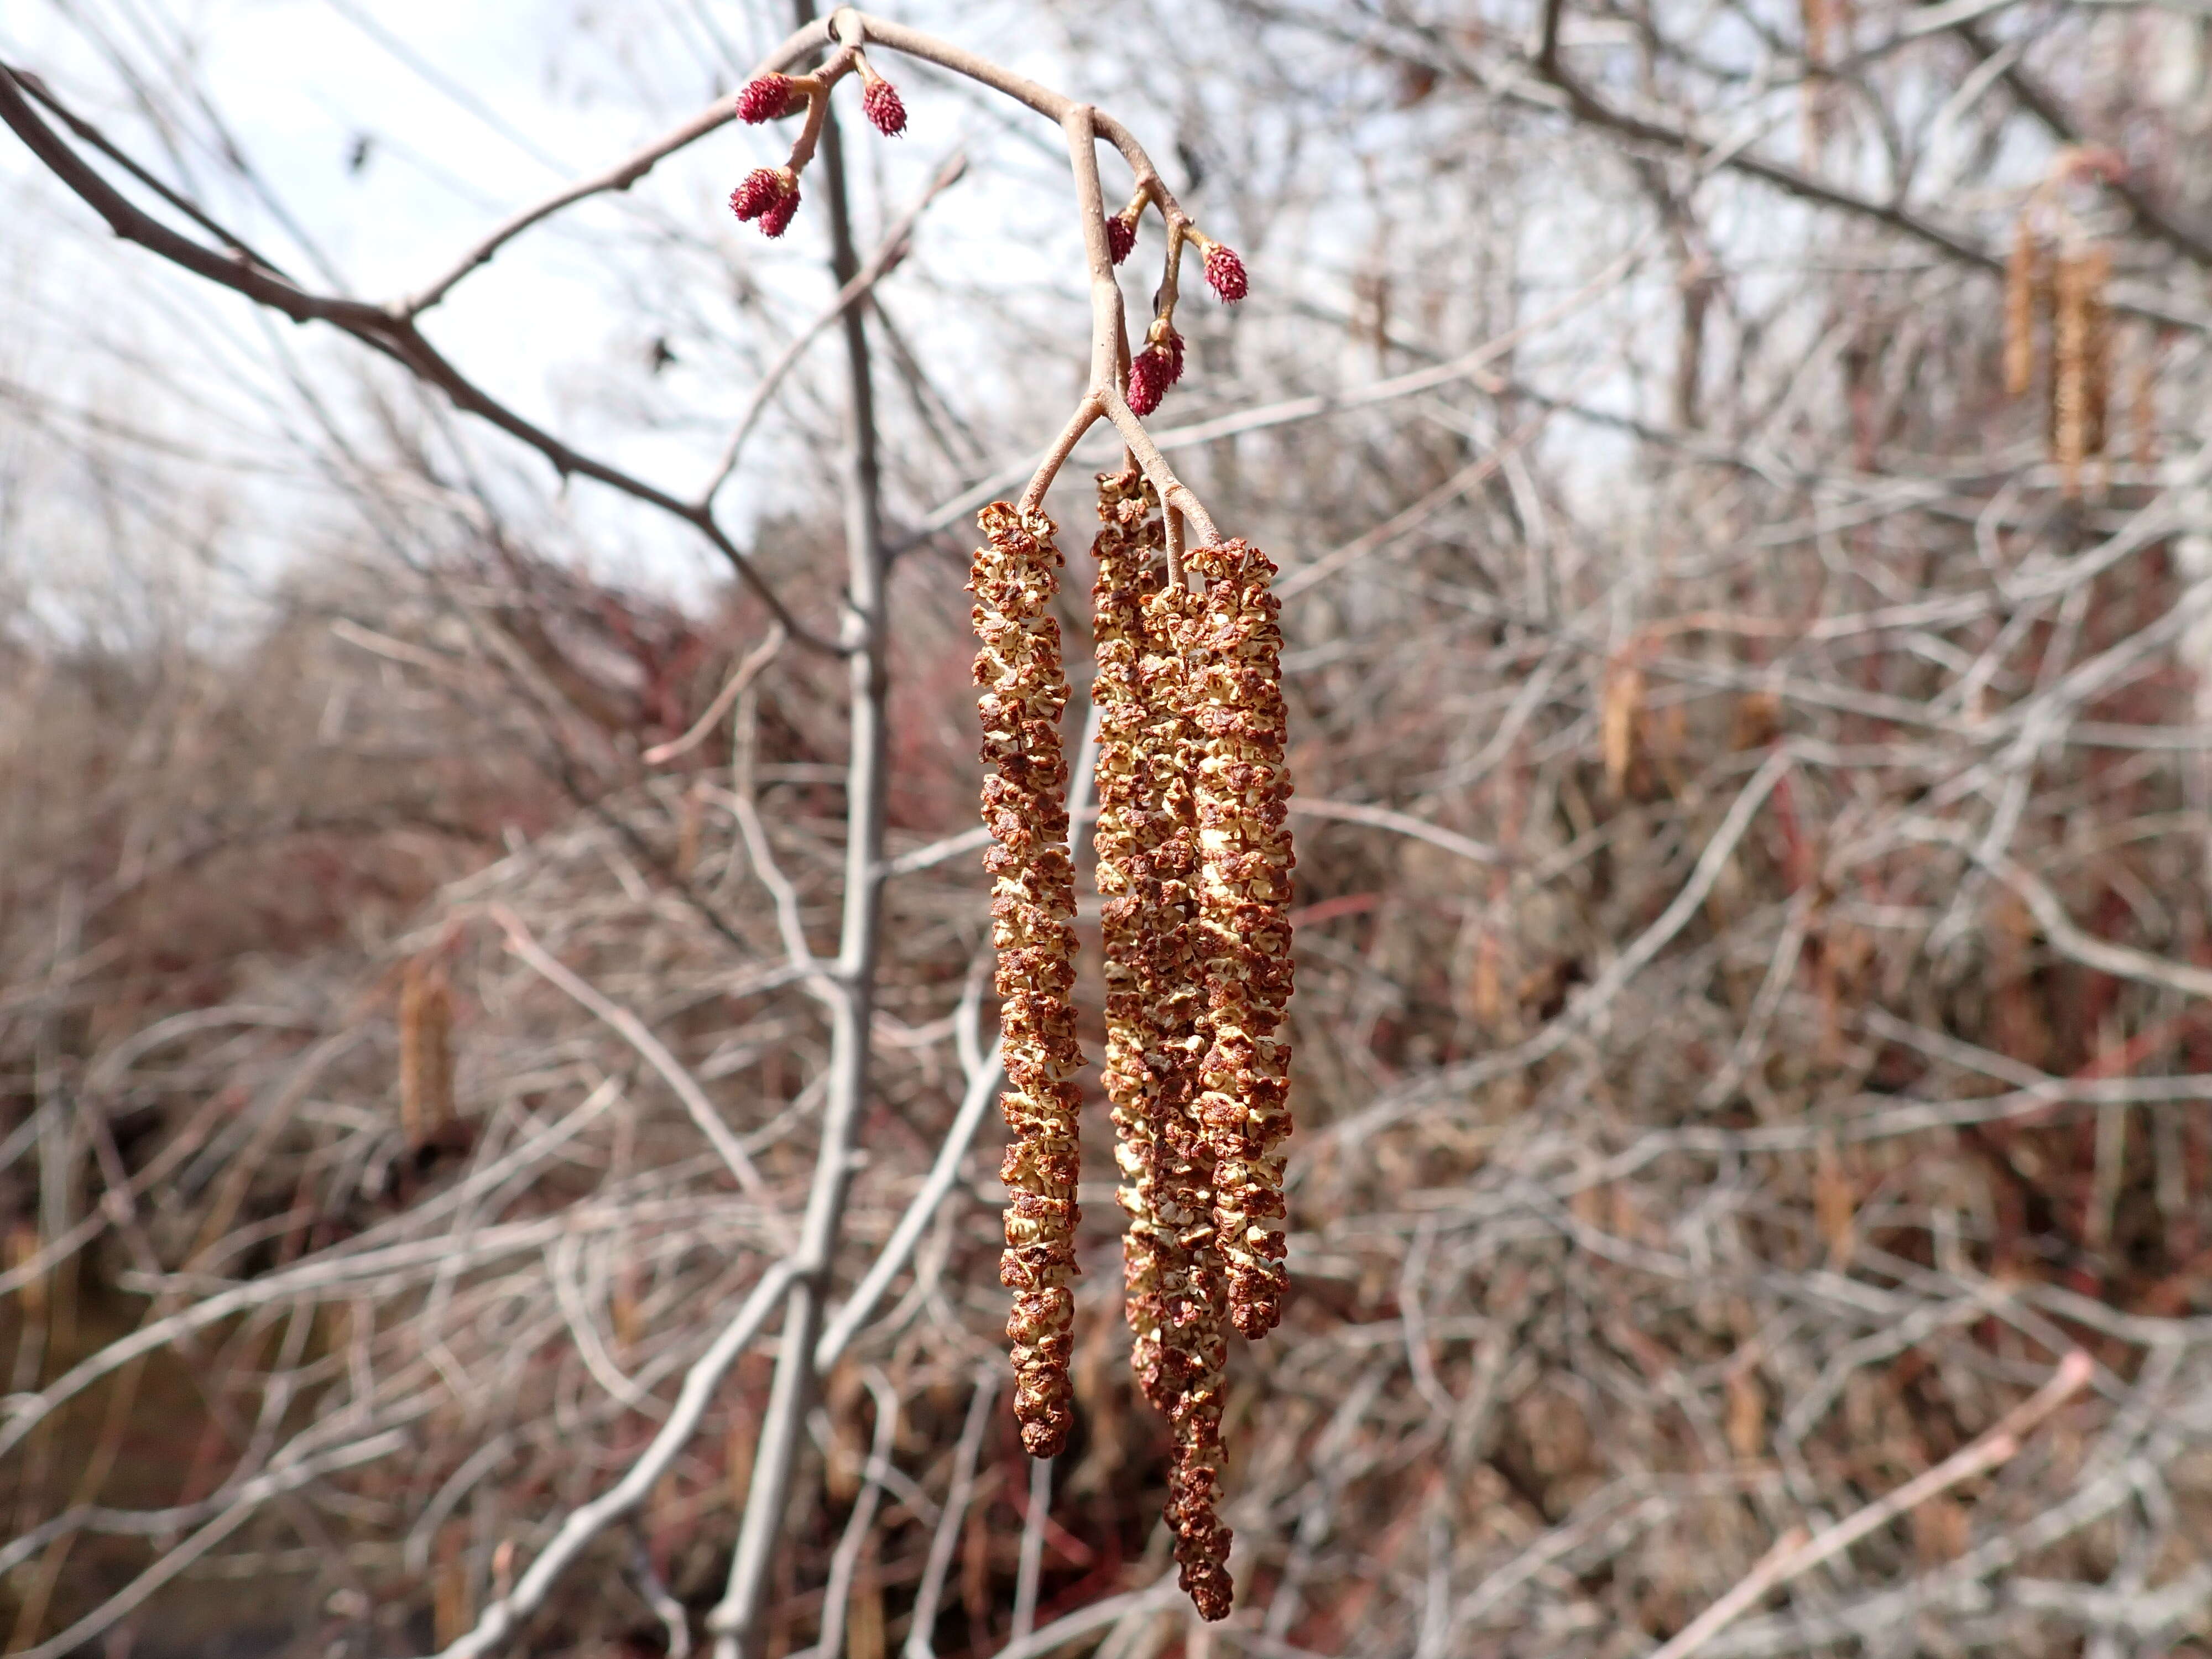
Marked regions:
[862,79,906,137]
[1203,242,1248,303]
[1128,343,1176,416]
[730,167,800,235]
[759,191,801,238]
[737,74,797,124]
[1107,214,1136,265]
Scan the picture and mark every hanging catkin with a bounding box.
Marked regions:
[2003,218,2039,399]
[2053,249,2094,499]
[398,957,454,1152]
[1095,470,1235,1620]
[2081,243,2111,467]
[972,502,1083,1458]
[1176,538,1296,1342]
[1093,468,1175,1412]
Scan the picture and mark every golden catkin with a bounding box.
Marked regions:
[398,957,453,1151]
[972,501,1084,1458]
[2081,243,2111,465]
[1174,538,1296,1342]
[1096,473,1235,1621]
[2053,249,2093,498]
[2003,218,2039,399]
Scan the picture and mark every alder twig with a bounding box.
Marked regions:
[901,1368,999,1659]
[1649,1352,2096,1659]
[428,1262,800,1659]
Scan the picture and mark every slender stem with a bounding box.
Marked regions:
[702,154,967,512]
[786,48,857,175]
[901,1369,999,1659]
[811,1370,900,1659]
[398,85,789,316]
[1011,1457,1052,1642]
[708,7,891,1652]
[491,907,791,1236]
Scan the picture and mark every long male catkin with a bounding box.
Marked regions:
[1092,469,1176,1411]
[2081,243,2111,466]
[1095,471,1234,1619]
[972,502,1084,1458]
[1175,538,1296,1342]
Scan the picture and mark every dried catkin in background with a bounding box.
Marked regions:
[2081,243,2111,469]
[2053,248,2094,498]
[1177,538,1297,1343]
[1094,470,1235,1620]
[2004,218,2041,399]
[398,956,453,1152]
[971,502,1083,1458]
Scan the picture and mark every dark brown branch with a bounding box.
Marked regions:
[3,65,295,283]
[0,61,841,655]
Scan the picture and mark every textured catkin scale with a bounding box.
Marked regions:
[1173,539,1296,1343]
[1126,328,1185,418]
[1151,582,1236,1623]
[971,503,1084,1458]
[1202,243,1248,304]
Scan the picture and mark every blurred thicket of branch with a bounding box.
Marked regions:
[4,0,2212,1654]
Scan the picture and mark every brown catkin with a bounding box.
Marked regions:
[1093,468,1175,1411]
[1097,472,1235,1621]
[2081,243,2111,466]
[1175,538,1296,1343]
[2003,218,2039,399]
[972,501,1084,1458]
[398,957,453,1151]
[2053,249,2093,498]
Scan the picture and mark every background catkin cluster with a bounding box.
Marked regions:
[970,503,1083,1459]
[2002,219,2114,497]
[1090,468,1235,1620]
